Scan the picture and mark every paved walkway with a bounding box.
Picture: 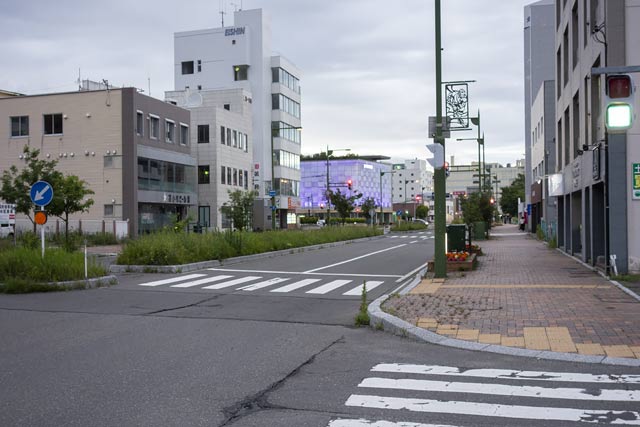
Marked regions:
[386,224,640,359]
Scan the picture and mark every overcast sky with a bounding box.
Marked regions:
[1,0,535,167]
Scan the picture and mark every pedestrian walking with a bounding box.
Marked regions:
[519,213,525,231]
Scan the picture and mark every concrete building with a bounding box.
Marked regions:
[174,8,302,229]
[530,80,557,236]
[524,0,556,229]
[0,87,196,236]
[552,0,640,273]
[300,158,394,223]
[390,159,434,204]
[165,88,253,229]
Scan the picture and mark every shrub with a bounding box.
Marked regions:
[299,216,321,224]
[391,222,427,232]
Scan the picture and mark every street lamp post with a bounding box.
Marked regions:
[379,170,396,225]
[271,124,301,230]
[325,146,351,223]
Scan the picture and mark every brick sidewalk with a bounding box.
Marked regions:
[385,224,640,359]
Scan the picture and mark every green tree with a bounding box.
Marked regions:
[360,197,377,224]
[500,173,525,217]
[48,174,95,242]
[460,192,495,225]
[329,189,362,224]
[416,204,429,219]
[220,190,257,231]
[0,146,62,231]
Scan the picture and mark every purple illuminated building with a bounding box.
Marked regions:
[299,156,394,221]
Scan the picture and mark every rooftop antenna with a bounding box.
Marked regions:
[148,77,151,97]
[77,68,81,90]
[219,0,226,27]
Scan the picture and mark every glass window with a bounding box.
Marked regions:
[104,204,114,217]
[198,206,210,227]
[198,125,209,143]
[232,130,237,148]
[233,168,238,186]
[227,167,231,185]
[197,60,202,72]
[220,126,225,145]
[244,170,249,189]
[198,165,210,184]
[165,120,175,143]
[221,166,226,184]
[233,65,248,81]
[136,111,144,136]
[180,124,189,145]
[182,61,194,74]
[10,116,29,137]
[239,169,243,188]
[150,116,159,139]
[43,113,63,135]
[244,133,249,152]
[226,128,231,146]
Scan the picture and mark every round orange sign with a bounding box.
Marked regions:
[34,211,47,225]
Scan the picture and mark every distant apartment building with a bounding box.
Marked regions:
[390,159,433,204]
[551,0,640,273]
[0,87,196,236]
[166,88,253,229]
[174,8,302,230]
[300,157,394,223]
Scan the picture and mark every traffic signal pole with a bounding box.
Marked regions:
[433,0,446,278]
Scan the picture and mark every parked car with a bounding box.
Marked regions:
[0,223,15,238]
[316,219,326,227]
[412,218,429,226]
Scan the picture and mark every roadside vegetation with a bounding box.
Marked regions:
[391,222,428,232]
[117,226,382,266]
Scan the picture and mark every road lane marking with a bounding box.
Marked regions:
[271,279,322,293]
[328,419,455,427]
[409,240,418,244]
[395,262,429,283]
[170,275,233,288]
[358,377,640,401]
[207,268,401,278]
[306,280,352,294]
[201,276,261,289]
[303,244,407,273]
[371,364,640,384]
[345,395,640,424]
[238,277,289,291]
[138,274,206,287]
[343,281,385,296]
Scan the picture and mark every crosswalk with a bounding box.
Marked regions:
[328,363,640,426]
[137,271,386,297]
[388,233,434,240]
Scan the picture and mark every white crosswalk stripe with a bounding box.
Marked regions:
[331,363,640,426]
[138,274,206,287]
[306,279,352,294]
[170,275,233,288]
[201,276,262,289]
[270,278,322,293]
[343,281,385,296]
[238,277,289,291]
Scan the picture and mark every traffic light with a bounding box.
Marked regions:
[444,161,450,178]
[605,74,634,131]
[347,179,352,190]
[426,143,444,169]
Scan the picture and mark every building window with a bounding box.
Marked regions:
[10,116,29,137]
[180,123,189,145]
[198,165,210,184]
[220,126,225,144]
[198,125,210,143]
[244,170,248,190]
[165,120,175,143]
[43,113,63,135]
[271,94,301,118]
[244,133,249,152]
[272,67,301,94]
[150,115,159,139]
[224,104,230,111]
[197,60,202,72]
[232,130,237,148]
[104,204,114,217]
[221,166,226,184]
[233,168,238,186]
[239,169,243,188]
[226,128,231,146]
[198,206,210,227]
[227,167,231,185]
[182,61,194,75]
[136,111,144,136]
[233,65,248,81]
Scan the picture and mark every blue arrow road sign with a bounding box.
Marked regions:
[30,181,54,206]
[269,190,276,197]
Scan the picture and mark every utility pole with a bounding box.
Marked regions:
[433,0,446,278]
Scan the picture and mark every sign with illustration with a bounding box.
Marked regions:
[633,163,640,200]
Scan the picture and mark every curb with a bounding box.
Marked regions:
[50,274,119,289]
[109,234,386,274]
[368,294,640,367]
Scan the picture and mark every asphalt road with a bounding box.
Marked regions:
[1,230,639,426]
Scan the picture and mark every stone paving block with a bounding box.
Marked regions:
[631,346,640,358]
[523,327,550,350]
[501,336,525,347]
[602,345,636,358]
[478,334,501,344]
[575,343,606,355]
[456,329,480,341]
[436,325,459,336]
[416,317,438,328]
[545,327,577,353]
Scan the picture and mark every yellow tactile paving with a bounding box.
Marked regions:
[631,346,640,358]
[523,327,550,350]
[441,284,604,289]
[416,317,438,328]
[545,327,577,353]
[456,329,480,340]
[501,336,525,347]
[436,324,459,335]
[478,334,501,344]
[432,278,446,284]
[409,280,441,295]
[575,343,606,356]
[602,345,636,358]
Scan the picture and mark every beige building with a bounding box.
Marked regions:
[0,87,196,236]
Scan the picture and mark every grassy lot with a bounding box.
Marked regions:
[117,226,382,266]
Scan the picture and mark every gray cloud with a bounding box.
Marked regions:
[0,0,535,166]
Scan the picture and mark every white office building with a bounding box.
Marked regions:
[391,159,433,204]
[174,8,302,229]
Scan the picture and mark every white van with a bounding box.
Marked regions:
[0,223,14,238]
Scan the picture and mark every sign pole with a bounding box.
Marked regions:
[41,223,45,258]
[433,0,446,278]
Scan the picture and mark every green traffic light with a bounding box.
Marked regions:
[606,103,632,129]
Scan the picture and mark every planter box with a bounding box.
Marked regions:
[428,253,477,272]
